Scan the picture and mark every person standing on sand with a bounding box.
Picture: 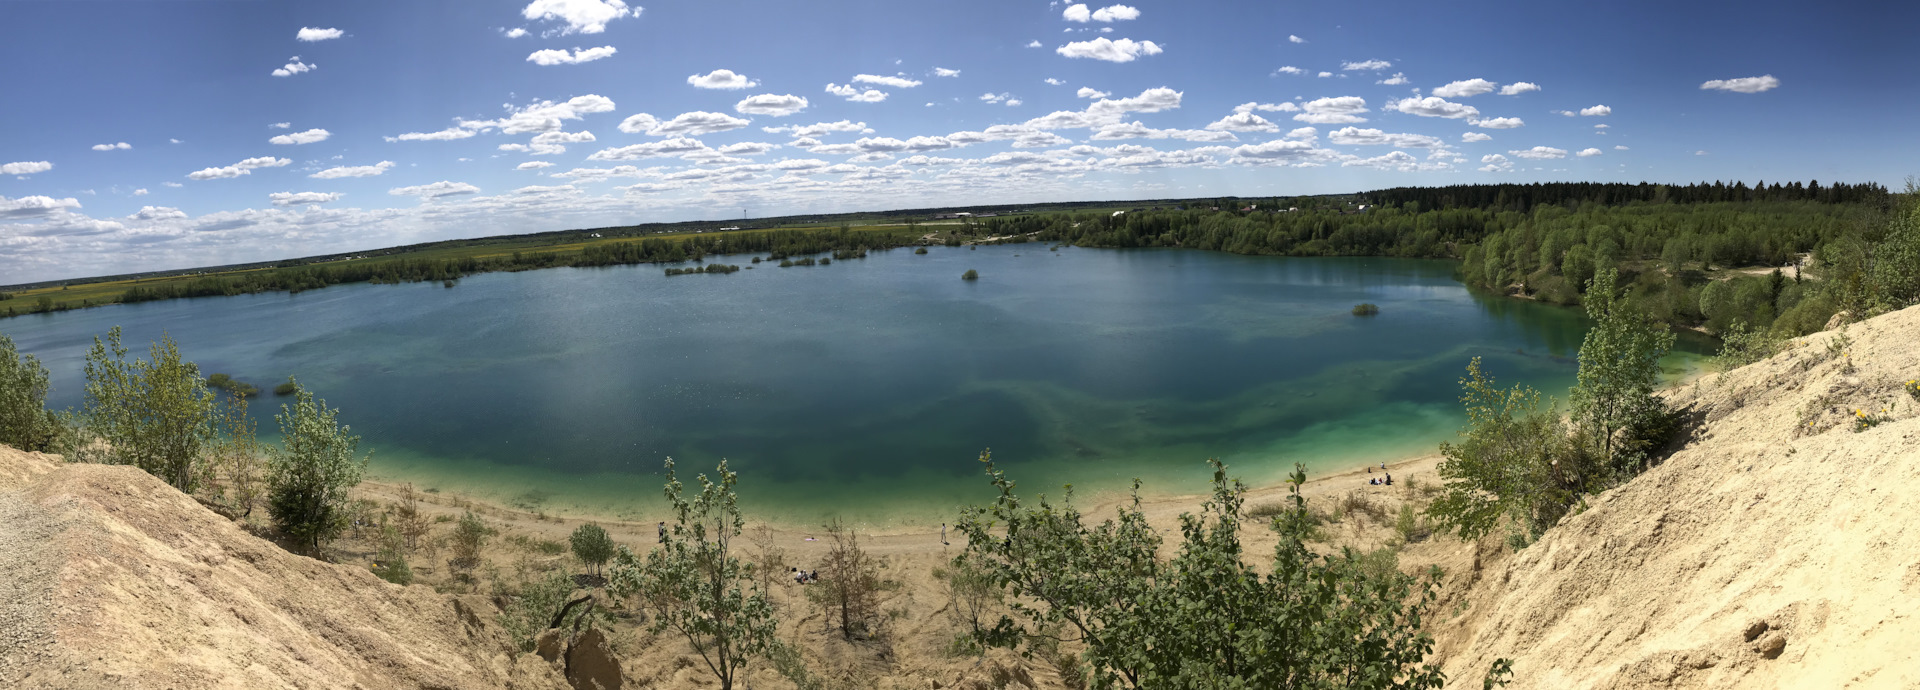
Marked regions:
[941,523,948,545]
[657,521,666,544]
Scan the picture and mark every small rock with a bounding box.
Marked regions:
[1743,620,1769,642]
[1755,632,1787,659]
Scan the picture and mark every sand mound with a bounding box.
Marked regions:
[0,447,569,689]
[1437,305,1920,688]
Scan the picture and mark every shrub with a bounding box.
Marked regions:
[914,246,929,255]
[273,377,299,396]
[1352,303,1381,316]
[961,269,979,280]
[266,381,370,554]
[448,510,494,577]
[82,327,218,491]
[499,571,591,654]
[1855,407,1891,433]
[1572,269,1676,475]
[1905,379,1919,402]
[0,334,57,452]
[206,373,260,398]
[808,518,882,640]
[1712,320,1782,370]
[373,526,414,585]
[1428,358,1591,541]
[569,523,614,577]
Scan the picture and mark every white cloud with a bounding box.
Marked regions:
[1462,132,1492,142]
[1063,3,1091,21]
[1328,126,1445,149]
[91,142,132,151]
[1057,37,1163,63]
[1389,96,1480,119]
[1432,78,1496,98]
[1341,151,1431,171]
[645,111,751,136]
[735,93,809,116]
[521,0,636,35]
[1471,116,1524,129]
[1700,75,1779,93]
[523,130,597,154]
[686,69,757,90]
[1288,35,1305,43]
[1478,153,1513,172]
[826,83,888,102]
[132,188,148,196]
[162,181,181,187]
[586,137,711,160]
[1026,40,1043,48]
[187,157,290,180]
[1695,150,1709,155]
[1341,59,1391,71]
[484,95,617,133]
[296,27,343,42]
[1377,73,1408,85]
[387,126,478,141]
[1044,77,1064,85]
[1614,145,1629,150]
[128,206,184,221]
[717,141,778,155]
[935,68,961,78]
[1317,71,1333,78]
[615,113,661,134]
[1076,87,1110,99]
[1576,147,1603,157]
[268,191,343,206]
[1235,101,1299,113]
[527,46,617,65]
[310,160,395,178]
[513,185,577,195]
[1274,66,1304,75]
[1226,139,1321,163]
[268,128,330,145]
[1091,4,1141,21]
[854,74,922,88]
[1499,82,1540,95]
[0,194,80,219]
[1206,112,1280,132]
[1552,110,1575,117]
[516,161,556,170]
[389,181,480,199]
[1579,104,1611,116]
[1594,123,1610,129]
[505,27,529,38]
[271,56,315,77]
[763,120,868,138]
[1509,146,1567,159]
[269,122,291,129]
[1292,96,1368,124]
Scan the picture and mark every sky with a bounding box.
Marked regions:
[2,0,1915,285]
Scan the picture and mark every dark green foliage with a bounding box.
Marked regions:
[0,334,58,451]
[272,377,298,396]
[448,510,494,576]
[499,571,588,653]
[569,523,614,577]
[664,263,741,276]
[1427,359,1592,542]
[81,328,217,491]
[914,246,929,254]
[1571,269,1676,475]
[955,452,1456,688]
[1353,303,1380,316]
[961,269,978,280]
[266,381,370,554]
[373,526,414,585]
[205,373,260,398]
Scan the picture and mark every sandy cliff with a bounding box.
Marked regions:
[1435,305,1920,688]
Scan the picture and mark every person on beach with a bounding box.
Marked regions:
[941,523,948,546]
[657,522,666,544]
[1385,473,1392,486]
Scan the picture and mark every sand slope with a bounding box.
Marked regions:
[1437,305,1920,688]
[0,447,568,690]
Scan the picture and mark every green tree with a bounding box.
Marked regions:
[1867,181,1920,312]
[955,451,1453,689]
[373,526,414,585]
[810,518,882,640]
[266,381,370,554]
[1426,359,1589,542]
[1571,269,1676,474]
[569,523,615,578]
[81,327,217,491]
[607,458,775,690]
[0,334,57,452]
[448,510,494,577]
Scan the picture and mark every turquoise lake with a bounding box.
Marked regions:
[1,246,1713,524]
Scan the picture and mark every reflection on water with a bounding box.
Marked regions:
[2,247,1712,523]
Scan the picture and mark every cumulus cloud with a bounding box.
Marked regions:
[1341,59,1391,71]
[1205,112,1280,132]
[521,0,636,35]
[268,128,330,145]
[1226,139,1321,163]
[1462,132,1492,142]
[486,95,617,133]
[1275,66,1304,75]
[1026,40,1042,48]
[187,157,290,180]
[1614,145,1629,150]
[1478,153,1513,172]
[389,181,480,199]
[1510,146,1567,159]
[387,127,478,142]
[296,27,343,41]
[686,69,757,89]
[1471,116,1524,129]
[0,194,81,219]
[127,205,184,222]
[268,191,343,206]
[91,142,132,151]
[1576,147,1603,157]
[527,46,617,65]
[1341,150,1430,171]
[735,94,809,116]
[1288,35,1305,43]
[310,160,395,178]
[1499,82,1541,95]
[1292,96,1368,124]
[1579,104,1611,116]
[1076,87,1110,99]
[853,74,922,88]
[1700,75,1779,93]
[1092,4,1142,21]
[133,188,148,196]
[517,161,556,170]
[645,111,751,136]
[717,141,778,155]
[1389,96,1480,119]
[1377,72,1408,85]
[269,122,291,129]
[1057,37,1163,63]
[271,56,315,77]
[1235,101,1299,113]
[1317,71,1332,78]
[763,120,868,138]
[520,130,597,154]
[504,27,529,38]
[825,84,888,102]
[587,137,711,160]
[935,68,961,78]
[1432,78,1496,98]
[1328,127,1446,149]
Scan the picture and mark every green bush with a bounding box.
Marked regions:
[1427,358,1589,541]
[1352,303,1380,316]
[0,334,58,452]
[266,381,370,554]
[81,327,217,491]
[273,377,299,396]
[373,526,414,585]
[569,523,614,577]
[961,269,978,280]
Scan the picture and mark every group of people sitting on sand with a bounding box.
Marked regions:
[790,567,819,585]
[1366,462,1392,486]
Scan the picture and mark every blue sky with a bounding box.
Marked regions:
[1,0,1914,284]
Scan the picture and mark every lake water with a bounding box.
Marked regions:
[2,246,1713,524]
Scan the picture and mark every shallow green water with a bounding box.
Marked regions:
[3,247,1712,524]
